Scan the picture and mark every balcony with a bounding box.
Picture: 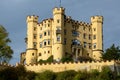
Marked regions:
[56,30,61,34]
[72,44,82,48]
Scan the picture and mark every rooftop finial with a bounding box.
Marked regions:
[59,0,61,7]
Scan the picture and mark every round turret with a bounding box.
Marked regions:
[91,16,103,23]
[26,15,39,23]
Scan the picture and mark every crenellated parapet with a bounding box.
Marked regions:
[38,18,53,26]
[91,15,103,23]
[65,17,91,27]
[79,21,91,27]
[0,62,14,67]
[53,7,65,15]
[26,15,39,23]
[25,60,116,73]
[25,60,114,66]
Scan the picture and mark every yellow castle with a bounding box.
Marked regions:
[21,7,103,65]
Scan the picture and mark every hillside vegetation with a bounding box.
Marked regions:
[0,65,120,80]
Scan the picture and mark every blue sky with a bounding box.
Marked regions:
[0,0,120,64]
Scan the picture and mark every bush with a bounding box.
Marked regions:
[56,70,76,80]
[35,70,56,80]
[0,66,18,80]
[61,53,73,63]
[0,65,36,80]
[73,71,89,80]
[39,55,54,64]
[98,66,114,80]
[16,65,36,80]
[88,69,100,80]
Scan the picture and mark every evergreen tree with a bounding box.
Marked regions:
[0,25,13,62]
[102,44,120,60]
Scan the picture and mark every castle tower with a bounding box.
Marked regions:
[52,7,65,61]
[91,16,103,60]
[26,15,39,64]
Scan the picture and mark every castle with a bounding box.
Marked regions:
[21,7,103,65]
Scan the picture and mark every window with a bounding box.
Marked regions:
[89,34,91,40]
[57,36,60,41]
[48,51,50,54]
[64,29,67,35]
[44,32,46,36]
[39,53,41,56]
[64,38,67,45]
[56,27,61,34]
[32,53,34,56]
[33,34,36,39]
[83,33,86,39]
[89,43,92,49]
[48,30,50,35]
[48,24,50,27]
[87,53,89,56]
[40,42,42,48]
[72,30,79,37]
[33,42,37,48]
[93,28,96,31]
[57,19,60,23]
[93,43,96,49]
[78,49,80,54]
[34,27,36,31]
[93,35,96,39]
[48,40,50,45]
[44,41,46,46]
[84,42,87,48]
[40,34,42,38]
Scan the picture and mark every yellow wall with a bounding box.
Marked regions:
[25,60,115,73]
[24,7,104,64]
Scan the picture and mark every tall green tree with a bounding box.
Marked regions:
[0,25,13,62]
[102,44,120,60]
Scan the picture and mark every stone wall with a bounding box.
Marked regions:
[25,60,115,73]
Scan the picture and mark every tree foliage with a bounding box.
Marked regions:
[0,65,36,80]
[39,55,54,64]
[35,70,56,80]
[0,65,119,80]
[56,70,76,80]
[102,44,120,60]
[61,53,73,63]
[0,25,13,62]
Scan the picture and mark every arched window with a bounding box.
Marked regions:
[39,53,41,56]
[72,30,79,37]
[32,53,34,56]
[72,39,80,45]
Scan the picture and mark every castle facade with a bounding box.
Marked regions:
[21,7,103,65]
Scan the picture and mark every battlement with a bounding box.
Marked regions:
[91,16,103,23]
[26,15,39,23]
[65,18,91,27]
[38,18,53,26]
[25,60,116,72]
[25,60,114,66]
[79,21,91,27]
[0,62,14,67]
[53,7,65,15]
